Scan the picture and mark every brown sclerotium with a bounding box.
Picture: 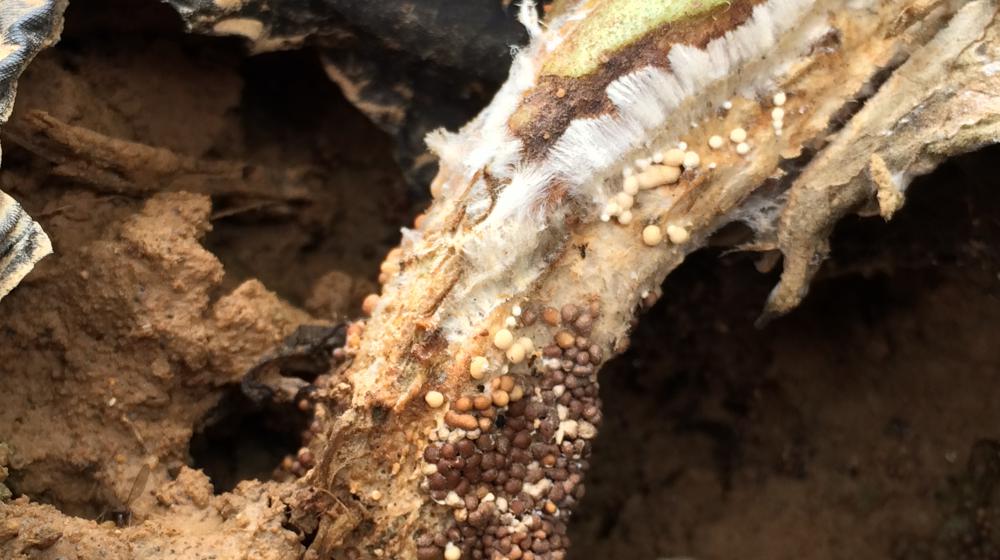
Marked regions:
[417,301,604,559]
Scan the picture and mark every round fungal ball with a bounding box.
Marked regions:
[651,150,664,164]
[444,542,462,560]
[637,165,681,189]
[736,142,751,155]
[666,224,690,244]
[506,343,526,364]
[708,135,724,149]
[555,331,575,349]
[616,210,633,225]
[469,356,489,380]
[425,391,445,408]
[492,390,510,407]
[729,127,748,143]
[510,385,525,401]
[604,200,621,217]
[493,329,514,350]
[361,293,380,315]
[663,148,685,167]
[615,192,634,210]
[642,225,662,246]
[771,107,785,121]
[516,336,534,354]
[773,91,787,106]
[682,151,700,169]
[623,175,639,195]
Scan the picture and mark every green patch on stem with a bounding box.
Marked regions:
[542,0,732,77]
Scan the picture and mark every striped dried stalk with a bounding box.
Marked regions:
[0,192,51,301]
[299,1,1000,558]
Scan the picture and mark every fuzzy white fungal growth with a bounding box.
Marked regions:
[418,0,837,339]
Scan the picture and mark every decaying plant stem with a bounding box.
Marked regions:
[299,1,1000,558]
[3,1,997,558]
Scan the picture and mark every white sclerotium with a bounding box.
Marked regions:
[729,127,748,143]
[663,148,686,167]
[469,356,489,380]
[493,328,514,350]
[641,225,662,246]
[682,151,700,170]
[666,224,690,244]
[425,391,445,408]
[736,142,751,155]
[506,342,526,364]
[637,165,681,189]
[623,174,639,195]
[773,91,787,106]
[708,135,725,149]
[615,192,634,210]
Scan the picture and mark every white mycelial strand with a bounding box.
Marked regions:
[518,0,542,39]
[426,0,835,339]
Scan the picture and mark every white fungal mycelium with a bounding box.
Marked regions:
[415,0,842,338]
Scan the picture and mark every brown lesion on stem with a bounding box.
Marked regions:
[510,0,766,160]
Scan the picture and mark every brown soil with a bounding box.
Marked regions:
[1,1,998,559]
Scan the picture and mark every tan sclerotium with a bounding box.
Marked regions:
[416,303,602,559]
